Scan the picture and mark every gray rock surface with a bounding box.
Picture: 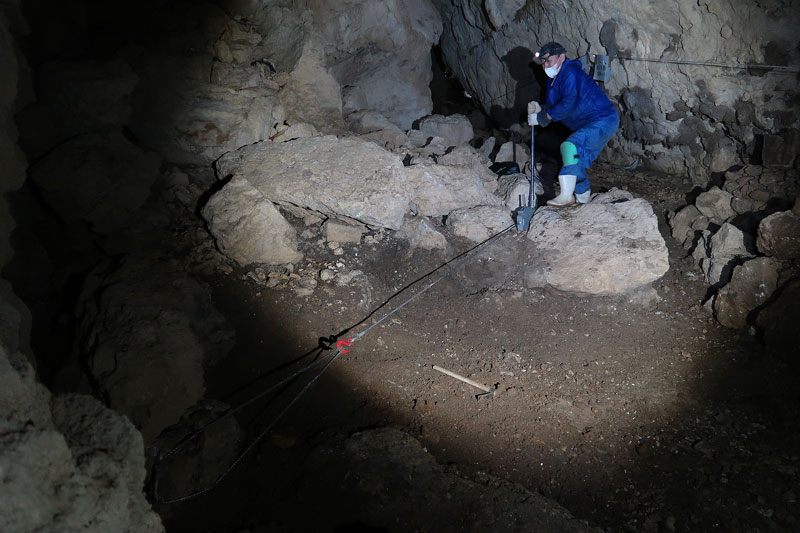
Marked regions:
[705,223,754,286]
[76,254,233,443]
[407,162,501,217]
[216,136,411,230]
[297,427,599,532]
[694,187,736,225]
[397,216,448,251]
[757,210,800,260]
[0,343,163,532]
[447,205,513,242]
[323,219,366,244]
[148,400,243,504]
[714,257,780,329]
[202,176,303,267]
[525,190,669,295]
[29,127,162,234]
[434,0,800,183]
[417,114,474,147]
[495,140,530,172]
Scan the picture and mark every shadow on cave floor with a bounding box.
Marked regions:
[155,163,799,533]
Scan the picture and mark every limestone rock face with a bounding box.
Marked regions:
[407,162,501,217]
[76,254,233,443]
[524,190,669,295]
[714,257,780,329]
[202,177,303,267]
[29,128,162,234]
[216,136,411,230]
[447,205,513,242]
[417,114,474,147]
[705,223,754,286]
[397,216,448,251]
[434,0,800,183]
[758,210,800,260]
[0,344,163,532]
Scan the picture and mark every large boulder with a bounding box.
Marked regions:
[524,190,669,295]
[704,223,754,286]
[406,162,501,217]
[29,127,162,234]
[417,114,474,147]
[216,136,411,230]
[757,210,800,260]
[694,186,736,225]
[76,254,233,443]
[0,343,163,532]
[446,205,513,242]
[714,257,780,329]
[202,176,303,267]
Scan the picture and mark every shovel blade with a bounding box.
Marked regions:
[515,206,536,232]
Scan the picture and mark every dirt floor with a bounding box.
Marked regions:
[158,162,800,532]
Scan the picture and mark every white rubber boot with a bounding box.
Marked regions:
[575,190,592,203]
[547,174,577,207]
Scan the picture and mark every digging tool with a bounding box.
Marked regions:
[432,365,497,400]
[514,127,537,231]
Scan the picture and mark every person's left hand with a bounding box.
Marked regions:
[527,101,542,114]
[527,113,539,126]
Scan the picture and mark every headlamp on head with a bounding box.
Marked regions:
[535,42,566,60]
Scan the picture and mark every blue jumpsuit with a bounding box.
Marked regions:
[546,59,619,195]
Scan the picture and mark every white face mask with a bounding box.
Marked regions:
[544,63,561,78]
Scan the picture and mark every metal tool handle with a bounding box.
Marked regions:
[529,127,536,209]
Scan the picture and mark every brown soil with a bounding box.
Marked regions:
[160,163,799,532]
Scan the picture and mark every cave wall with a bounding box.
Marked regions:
[434,0,800,184]
[0,3,164,530]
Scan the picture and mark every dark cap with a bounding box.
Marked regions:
[534,42,566,59]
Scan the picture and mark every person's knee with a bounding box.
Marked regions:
[560,141,579,167]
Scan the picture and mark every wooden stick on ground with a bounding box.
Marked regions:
[432,365,491,393]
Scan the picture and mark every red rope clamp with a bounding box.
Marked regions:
[336,338,354,354]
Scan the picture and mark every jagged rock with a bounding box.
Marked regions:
[0,344,163,532]
[397,216,448,251]
[345,110,401,134]
[202,177,303,266]
[272,122,320,143]
[524,190,669,295]
[407,162,501,217]
[757,279,800,365]
[479,136,496,159]
[216,136,410,230]
[714,257,780,329]
[311,0,442,130]
[76,254,233,443]
[147,400,243,504]
[296,427,598,532]
[446,205,513,242]
[29,127,161,234]
[130,52,285,164]
[670,205,703,247]
[417,114,474,147]
[694,186,736,225]
[498,173,535,211]
[280,43,346,132]
[762,131,799,170]
[495,141,530,172]
[706,223,754,286]
[323,219,366,244]
[757,210,800,260]
[437,144,492,170]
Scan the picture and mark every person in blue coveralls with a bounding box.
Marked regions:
[527,42,619,207]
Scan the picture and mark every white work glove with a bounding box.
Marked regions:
[527,113,539,126]
[527,101,542,114]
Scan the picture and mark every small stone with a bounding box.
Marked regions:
[320,269,335,281]
[333,247,344,255]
